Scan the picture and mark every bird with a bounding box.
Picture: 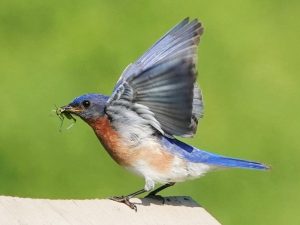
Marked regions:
[58,18,269,211]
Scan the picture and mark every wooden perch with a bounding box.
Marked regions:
[0,196,221,225]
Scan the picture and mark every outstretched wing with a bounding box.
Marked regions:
[106,18,204,138]
[115,17,203,88]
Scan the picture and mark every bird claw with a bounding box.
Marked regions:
[109,196,137,211]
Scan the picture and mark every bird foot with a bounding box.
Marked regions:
[145,194,166,204]
[109,196,137,211]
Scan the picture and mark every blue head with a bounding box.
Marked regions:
[61,94,109,122]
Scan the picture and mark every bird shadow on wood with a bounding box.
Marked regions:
[132,196,202,208]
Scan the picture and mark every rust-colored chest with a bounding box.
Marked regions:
[89,116,175,173]
[89,116,132,166]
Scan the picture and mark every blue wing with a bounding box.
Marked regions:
[107,18,204,138]
[161,137,269,170]
[116,18,203,85]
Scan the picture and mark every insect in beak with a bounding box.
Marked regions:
[55,105,77,131]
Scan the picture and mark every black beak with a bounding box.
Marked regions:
[60,105,73,113]
[57,105,82,115]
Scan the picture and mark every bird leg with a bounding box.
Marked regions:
[110,182,176,210]
[145,182,175,203]
[109,188,146,211]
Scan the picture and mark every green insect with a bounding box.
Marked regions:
[55,105,76,131]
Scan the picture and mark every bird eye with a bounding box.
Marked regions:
[82,100,90,108]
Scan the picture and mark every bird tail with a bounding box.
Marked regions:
[205,155,270,170]
[161,137,270,170]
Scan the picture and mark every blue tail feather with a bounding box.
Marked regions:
[203,155,270,170]
[161,137,270,170]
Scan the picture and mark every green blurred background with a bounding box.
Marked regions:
[0,0,299,224]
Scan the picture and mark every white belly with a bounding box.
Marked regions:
[127,154,214,188]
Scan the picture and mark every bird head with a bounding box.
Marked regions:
[59,94,109,123]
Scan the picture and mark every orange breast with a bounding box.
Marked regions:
[89,116,132,166]
[89,115,175,173]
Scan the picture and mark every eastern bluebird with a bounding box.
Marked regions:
[58,18,269,210]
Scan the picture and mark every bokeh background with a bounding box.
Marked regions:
[0,0,299,224]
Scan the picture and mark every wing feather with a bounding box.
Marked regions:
[107,18,204,138]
